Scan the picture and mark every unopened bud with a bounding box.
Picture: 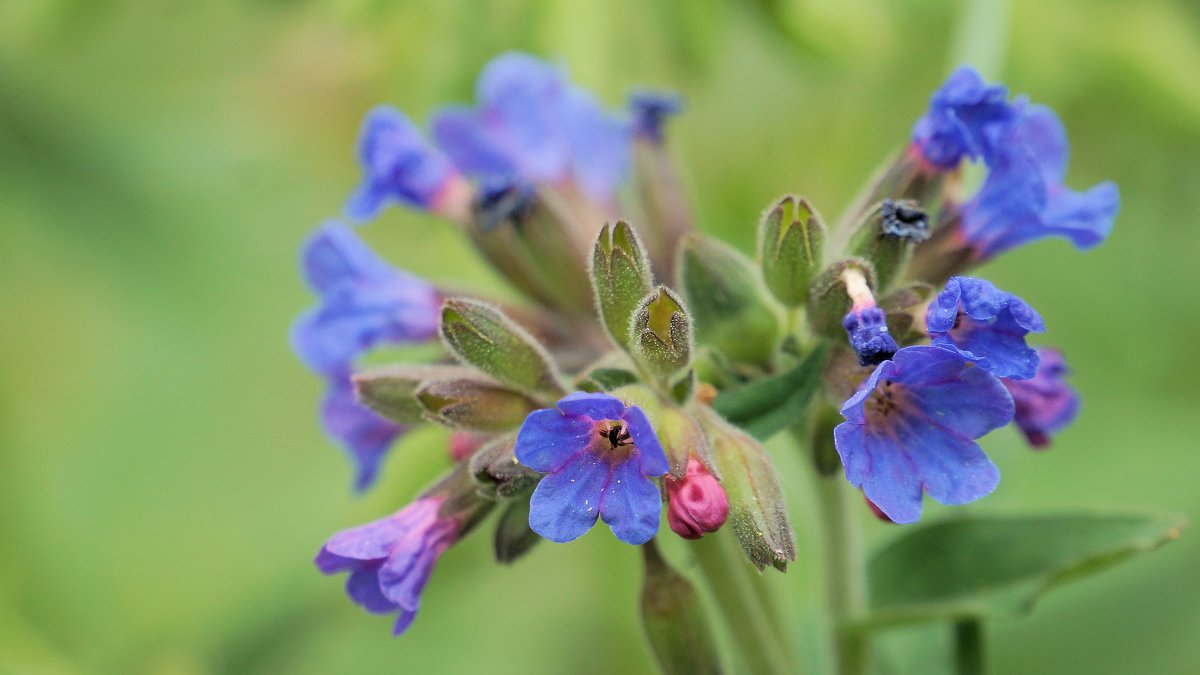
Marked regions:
[678,233,780,370]
[840,268,898,366]
[847,199,930,291]
[631,286,693,382]
[440,298,567,402]
[353,364,474,425]
[759,195,825,307]
[415,378,538,432]
[666,457,729,539]
[592,221,655,351]
[807,258,877,339]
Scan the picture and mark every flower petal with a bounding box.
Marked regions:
[515,408,594,473]
[599,455,662,544]
[555,391,625,421]
[527,452,607,543]
[623,405,669,476]
[345,563,398,615]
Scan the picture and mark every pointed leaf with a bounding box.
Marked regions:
[711,343,829,441]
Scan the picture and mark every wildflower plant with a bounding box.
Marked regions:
[292,55,1182,673]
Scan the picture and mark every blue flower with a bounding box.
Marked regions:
[430,52,631,203]
[834,346,1014,524]
[515,392,669,544]
[926,276,1045,380]
[958,105,1119,259]
[629,90,683,144]
[910,66,1018,170]
[322,371,405,491]
[315,495,459,635]
[1002,347,1080,449]
[843,306,899,366]
[291,221,441,376]
[346,106,462,221]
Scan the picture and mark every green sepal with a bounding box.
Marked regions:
[578,367,640,392]
[879,281,936,345]
[415,377,539,432]
[695,406,796,571]
[861,512,1186,629]
[493,498,542,565]
[806,258,876,338]
[711,343,829,442]
[591,221,655,351]
[845,199,929,291]
[468,435,541,499]
[640,541,724,675]
[656,404,713,479]
[759,194,825,307]
[439,298,566,402]
[352,364,473,425]
[678,233,780,370]
[630,286,693,382]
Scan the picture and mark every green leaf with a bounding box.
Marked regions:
[710,343,829,441]
[862,512,1186,628]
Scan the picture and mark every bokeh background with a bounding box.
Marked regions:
[3,0,1199,672]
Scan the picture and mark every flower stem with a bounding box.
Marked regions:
[954,618,986,675]
[691,530,798,674]
[814,471,869,675]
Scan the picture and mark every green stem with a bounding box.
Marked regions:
[691,531,797,675]
[954,618,986,675]
[814,472,869,675]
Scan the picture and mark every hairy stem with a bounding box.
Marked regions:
[814,472,869,675]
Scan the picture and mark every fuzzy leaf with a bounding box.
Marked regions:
[711,343,828,441]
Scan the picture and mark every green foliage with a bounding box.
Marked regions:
[439,298,566,402]
[711,343,829,441]
[864,513,1186,627]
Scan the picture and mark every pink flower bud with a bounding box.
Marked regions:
[448,430,491,463]
[665,457,729,539]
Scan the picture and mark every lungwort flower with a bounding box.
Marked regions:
[926,276,1045,380]
[321,372,405,491]
[834,346,1015,524]
[315,496,460,635]
[1003,347,1081,448]
[515,392,669,544]
[909,66,1018,170]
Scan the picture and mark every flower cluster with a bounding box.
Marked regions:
[292,55,1111,638]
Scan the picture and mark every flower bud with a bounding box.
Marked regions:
[846,199,930,291]
[352,364,474,425]
[591,221,655,351]
[807,257,876,339]
[759,194,825,307]
[839,267,898,367]
[696,407,795,571]
[678,233,780,371]
[655,406,712,477]
[630,286,693,382]
[666,457,729,539]
[440,298,567,402]
[468,435,540,499]
[640,541,722,675]
[415,377,540,432]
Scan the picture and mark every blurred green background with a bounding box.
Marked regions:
[2,0,1198,672]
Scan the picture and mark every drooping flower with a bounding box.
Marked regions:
[346,106,469,222]
[291,221,441,376]
[1002,347,1080,448]
[315,496,459,635]
[834,346,1014,524]
[629,90,683,144]
[910,66,1019,170]
[515,392,669,544]
[431,52,631,204]
[665,456,728,539]
[957,104,1120,259]
[322,372,405,491]
[926,276,1045,380]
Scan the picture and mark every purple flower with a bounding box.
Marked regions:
[315,496,459,635]
[430,52,631,203]
[515,392,669,544]
[834,346,1014,524]
[629,90,683,144]
[322,371,405,491]
[926,276,1045,380]
[291,221,441,376]
[910,66,1018,170]
[1003,347,1080,449]
[843,306,899,366]
[346,106,464,221]
[958,105,1119,259]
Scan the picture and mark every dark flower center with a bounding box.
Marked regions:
[598,423,632,448]
[866,379,903,421]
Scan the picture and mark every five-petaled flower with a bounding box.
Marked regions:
[909,66,1017,170]
[834,346,1014,524]
[926,276,1045,381]
[315,496,460,635]
[1003,347,1081,449]
[515,392,669,545]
